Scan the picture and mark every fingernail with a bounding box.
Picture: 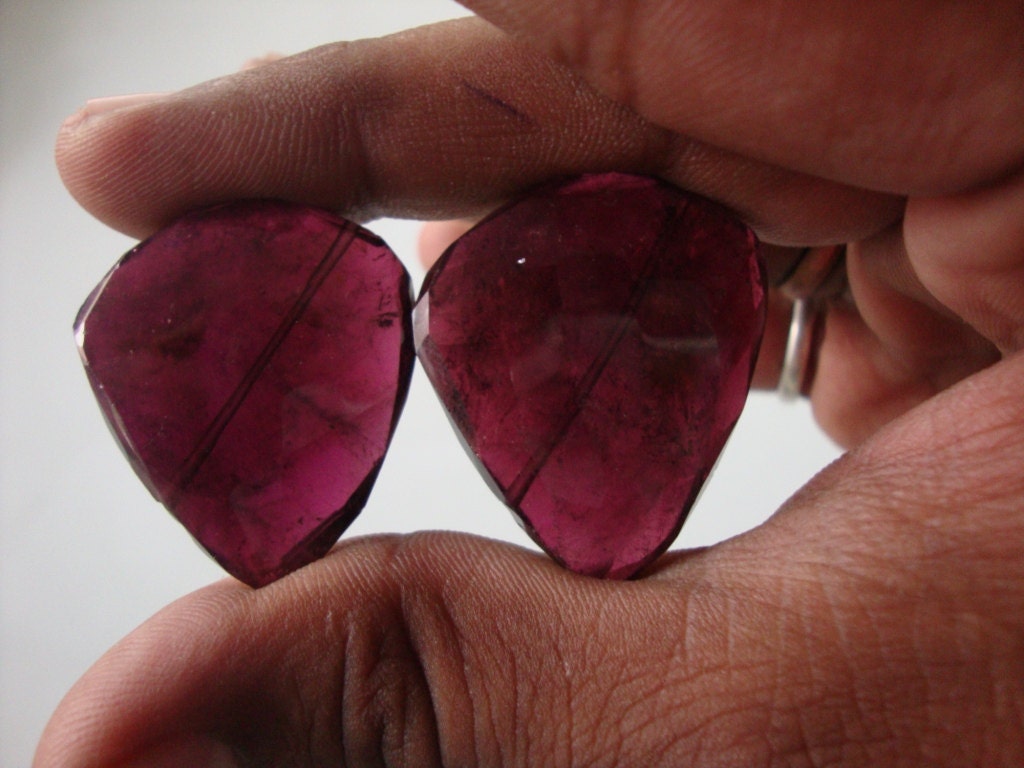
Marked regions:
[241,52,284,70]
[63,92,169,129]
[115,734,238,768]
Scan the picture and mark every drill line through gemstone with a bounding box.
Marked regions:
[502,199,691,509]
[172,224,360,496]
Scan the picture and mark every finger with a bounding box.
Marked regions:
[461,0,1024,194]
[807,227,998,445]
[36,345,1024,768]
[56,17,899,243]
[905,169,1024,354]
[751,231,996,446]
[35,534,770,768]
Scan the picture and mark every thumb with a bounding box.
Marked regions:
[34,534,743,768]
[35,360,1024,767]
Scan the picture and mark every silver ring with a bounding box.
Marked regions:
[775,245,845,399]
[778,298,815,400]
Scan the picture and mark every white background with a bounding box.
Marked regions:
[0,2,840,764]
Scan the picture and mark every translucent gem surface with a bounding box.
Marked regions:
[415,173,765,579]
[76,201,414,586]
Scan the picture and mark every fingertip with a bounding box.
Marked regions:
[56,93,177,238]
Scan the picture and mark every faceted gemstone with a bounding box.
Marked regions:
[415,173,765,579]
[75,201,414,586]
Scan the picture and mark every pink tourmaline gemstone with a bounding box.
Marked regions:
[415,173,765,579]
[75,201,414,586]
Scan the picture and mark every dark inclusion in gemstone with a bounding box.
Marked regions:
[414,173,766,579]
[75,201,414,586]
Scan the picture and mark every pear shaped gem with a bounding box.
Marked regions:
[415,174,765,579]
[75,201,414,586]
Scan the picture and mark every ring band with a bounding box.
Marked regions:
[776,245,845,399]
[778,298,815,400]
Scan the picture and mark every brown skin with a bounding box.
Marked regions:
[40,4,1024,766]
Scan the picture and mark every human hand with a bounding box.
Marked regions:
[38,3,1023,766]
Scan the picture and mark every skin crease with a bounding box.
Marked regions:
[39,2,1024,766]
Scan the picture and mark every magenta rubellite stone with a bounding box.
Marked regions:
[415,173,766,579]
[75,201,414,586]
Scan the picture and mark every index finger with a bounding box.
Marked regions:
[56,18,898,244]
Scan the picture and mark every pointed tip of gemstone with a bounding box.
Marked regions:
[76,201,414,587]
[415,173,766,579]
